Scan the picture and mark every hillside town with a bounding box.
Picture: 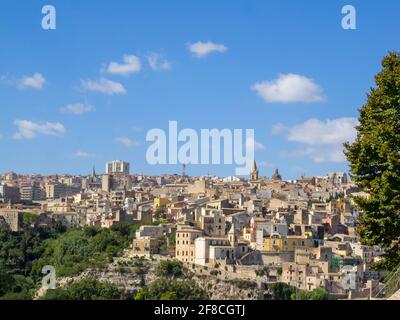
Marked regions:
[0,160,389,299]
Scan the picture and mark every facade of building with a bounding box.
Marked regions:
[0,184,20,203]
[194,237,234,266]
[0,209,22,231]
[175,225,203,263]
[105,160,130,175]
[132,238,160,257]
[20,183,45,202]
[200,210,226,237]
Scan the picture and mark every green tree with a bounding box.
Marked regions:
[134,279,207,300]
[268,283,296,300]
[307,288,329,300]
[156,260,183,278]
[41,278,125,300]
[153,207,165,220]
[293,288,329,300]
[345,51,400,270]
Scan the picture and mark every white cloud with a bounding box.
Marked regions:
[146,52,171,71]
[246,137,265,151]
[75,151,95,158]
[287,118,358,146]
[188,41,228,58]
[271,122,287,135]
[14,120,65,140]
[81,78,126,95]
[115,137,141,147]
[251,74,325,103]
[61,103,93,115]
[282,117,358,163]
[106,55,141,75]
[18,73,46,90]
[294,145,349,163]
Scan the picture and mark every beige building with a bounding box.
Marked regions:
[175,224,203,263]
[262,235,314,253]
[105,160,130,174]
[45,183,68,200]
[282,247,334,291]
[132,238,160,257]
[187,180,206,195]
[0,209,22,231]
[200,209,225,237]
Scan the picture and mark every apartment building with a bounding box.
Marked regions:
[0,184,20,203]
[175,224,203,263]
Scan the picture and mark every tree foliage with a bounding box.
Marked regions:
[134,279,207,300]
[295,288,329,300]
[34,225,135,277]
[0,221,138,299]
[0,220,65,299]
[156,260,183,278]
[41,278,125,300]
[345,51,400,270]
[268,282,296,300]
[268,283,328,300]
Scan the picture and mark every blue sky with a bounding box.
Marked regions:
[0,0,399,178]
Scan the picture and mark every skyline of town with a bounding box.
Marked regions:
[1,1,400,304]
[1,1,399,178]
[0,158,393,300]
[0,160,349,181]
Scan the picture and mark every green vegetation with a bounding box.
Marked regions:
[0,220,66,300]
[210,270,219,276]
[345,52,400,270]
[294,288,329,300]
[226,279,258,290]
[32,225,138,277]
[21,212,39,226]
[156,260,183,278]
[153,207,166,220]
[0,220,140,299]
[41,278,125,300]
[158,232,176,253]
[132,257,149,287]
[134,279,207,300]
[255,267,270,277]
[268,283,329,300]
[133,259,208,300]
[268,283,295,300]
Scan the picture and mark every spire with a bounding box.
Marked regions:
[272,168,282,181]
[250,160,259,181]
[92,164,96,177]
